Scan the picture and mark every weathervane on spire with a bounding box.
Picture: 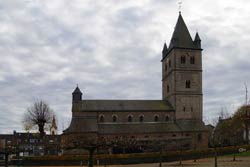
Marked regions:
[178,1,182,14]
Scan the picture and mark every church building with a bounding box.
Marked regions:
[62,13,209,152]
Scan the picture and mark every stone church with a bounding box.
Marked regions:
[62,13,209,152]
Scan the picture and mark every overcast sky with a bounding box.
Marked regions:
[0,0,250,134]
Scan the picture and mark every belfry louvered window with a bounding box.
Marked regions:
[181,56,186,64]
[190,56,195,64]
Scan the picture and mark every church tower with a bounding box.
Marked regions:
[50,115,58,135]
[162,13,203,121]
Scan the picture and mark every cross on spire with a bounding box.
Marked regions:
[178,1,182,14]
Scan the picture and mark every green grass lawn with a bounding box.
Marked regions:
[227,151,250,157]
[235,151,250,156]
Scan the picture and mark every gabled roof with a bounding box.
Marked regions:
[76,100,174,112]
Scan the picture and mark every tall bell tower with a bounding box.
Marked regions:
[162,13,203,121]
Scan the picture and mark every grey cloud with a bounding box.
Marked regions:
[1,0,250,133]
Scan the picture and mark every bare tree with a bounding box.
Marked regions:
[62,135,110,167]
[23,100,53,136]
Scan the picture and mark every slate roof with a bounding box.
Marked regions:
[169,13,196,49]
[162,13,201,60]
[78,100,174,112]
[194,32,201,41]
[72,86,82,94]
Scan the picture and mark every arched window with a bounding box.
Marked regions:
[128,115,133,122]
[186,80,191,88]
[165,115,170,121]
[190,56,195,64]
[139,115,144,122]
[99,115,104,122]
[154,115,159,122]
[181,56,186,64]
[112,115,117,122]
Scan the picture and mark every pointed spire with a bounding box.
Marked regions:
[169,13,196,49]
[162,42,167,53]
[72,85,82,102]
[194,32,201,41]
[194,32,201,48]
[51,115,57,129]
[162,42,168,58]
[73,85,82,94]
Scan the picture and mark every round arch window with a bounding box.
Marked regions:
[154,115,159,122]
[128,115,133,122]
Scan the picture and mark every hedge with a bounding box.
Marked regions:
[20,145,250,165]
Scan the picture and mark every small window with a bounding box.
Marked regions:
[167,85,170,93]
[185,133,189,136]
[191,107,193,112]
[181,56,186,64]
[99,115,104,122]
[169,60,171,67]
[186,80,191,88]
[183,107,186,112]
[190,56,195,64]
[154,115,159,122]
[128,115,133,122]
[112,115,117,122]
[198,133,202,142]
[172,134,176,137]
[165,115,169,121]
[139,115,144,122]
[165,64,167,72]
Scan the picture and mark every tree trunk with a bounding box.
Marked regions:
[159,148,162,167]
[214,147,217,167]
[245,123,249,144]
[88,148,95,167]
[38,123,45,136]
[233,143,236,161]
[5,153,8,167]
[179,149,182,165]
